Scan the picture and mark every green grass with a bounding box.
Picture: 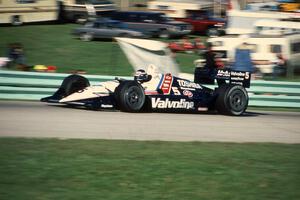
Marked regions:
[0,24,199,76]
[0,138,299,200]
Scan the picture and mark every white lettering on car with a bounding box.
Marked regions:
[177,80,202,89]
[151,98,194,109]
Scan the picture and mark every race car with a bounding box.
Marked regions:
[41,65,251,116]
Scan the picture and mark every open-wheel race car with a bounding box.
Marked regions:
[41,65,251,116]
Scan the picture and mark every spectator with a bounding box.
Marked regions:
[7,43,27,70]
[232,35,254,73]
[273,53,286,78]
[203,42,218,70]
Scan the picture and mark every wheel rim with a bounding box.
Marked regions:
[207,29,218,37]
[125,86,144,109]
[229,89,246,112]
[81,33,92,41]
[160,31,169,38]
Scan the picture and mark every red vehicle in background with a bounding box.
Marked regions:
[168,37,206,54]
[176,10,226,37]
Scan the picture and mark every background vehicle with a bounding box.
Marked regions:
[278,0,300,12]
[61,0,116,23]
[72,19,146,41]
[109,11,192,38]
[254,19,300,35]
[147,0,221,19]
[0,0,58,25]
[207,33,300,74]
[176,10,226,36]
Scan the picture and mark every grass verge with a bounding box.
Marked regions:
[0,24,199,76]
[0,138,299,200]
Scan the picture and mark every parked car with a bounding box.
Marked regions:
[109,11,192,38]
[72,19,146,41]
[176,10,226,36]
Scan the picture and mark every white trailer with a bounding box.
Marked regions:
[0,0,58,25]
[147,0,213,19]
[207,33,300,74]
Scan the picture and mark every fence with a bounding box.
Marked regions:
[1,70,300,108]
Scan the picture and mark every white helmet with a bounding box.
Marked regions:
[134,69,152,83]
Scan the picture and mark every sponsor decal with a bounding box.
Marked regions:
[145,91,159,95]
[217,69,230,77]
[230,71,246,77]
[198,107,208,111]
[159,74,173,94]
[172,87,181,95]
[177,80,202,89]
[183,90,193,98]
[152,98,194,109]
[245,72,250,79]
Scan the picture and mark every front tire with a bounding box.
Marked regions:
[61,74,90,96]
[215,85,248,116]
[40,74,90,102]
[114,81,145,112]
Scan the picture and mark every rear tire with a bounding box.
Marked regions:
[215,84,248,116]
[114,81,145,112]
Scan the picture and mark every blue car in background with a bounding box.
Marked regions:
[72,18,146,41]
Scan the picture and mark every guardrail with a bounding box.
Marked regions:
[1,70,300,108]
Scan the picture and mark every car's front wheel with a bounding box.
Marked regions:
[80,33,93,41]
[61,74,90,96]
[215,84,248,116]
[114,81,145,112]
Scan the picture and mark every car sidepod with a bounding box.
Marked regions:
[144,74,215,112]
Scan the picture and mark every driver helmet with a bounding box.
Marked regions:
[134,69,151,83]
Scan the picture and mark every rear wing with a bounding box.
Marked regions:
[216,69,251,88]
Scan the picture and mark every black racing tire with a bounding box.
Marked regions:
[215,84,248,116]
[114,81,145,112]
[60,74,90,96]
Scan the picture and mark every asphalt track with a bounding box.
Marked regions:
[0,101,300,143]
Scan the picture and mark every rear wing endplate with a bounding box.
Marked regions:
[216,69,251,88]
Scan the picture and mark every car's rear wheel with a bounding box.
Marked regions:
[80,33,93,41]
[215,84,248,116]
[114,81,145,112]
